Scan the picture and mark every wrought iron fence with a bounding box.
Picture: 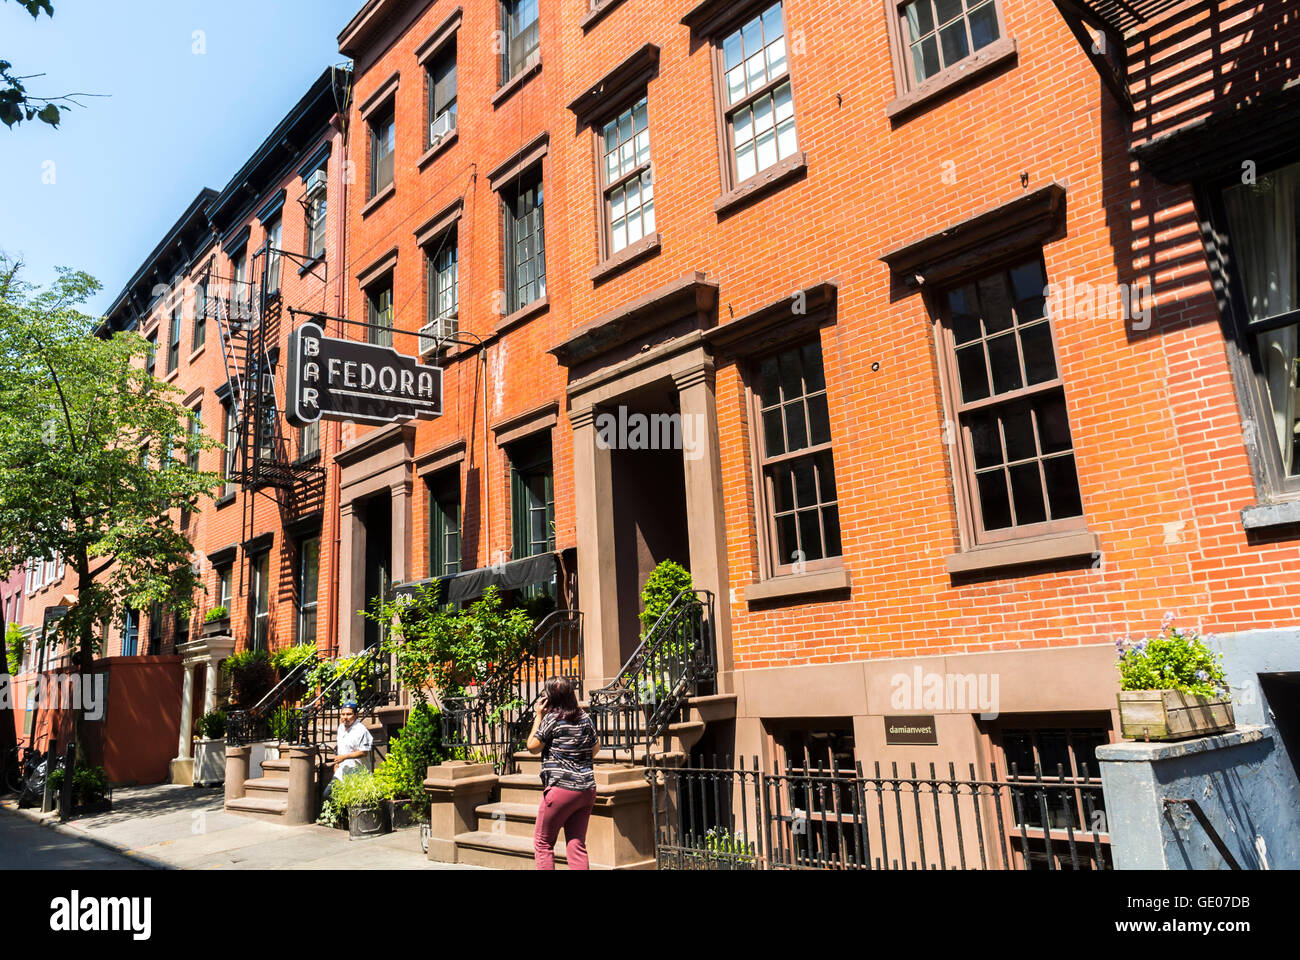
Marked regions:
[647,755,1111,871]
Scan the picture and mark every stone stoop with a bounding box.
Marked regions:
[224,743,323,825]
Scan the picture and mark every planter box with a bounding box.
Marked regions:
[348,803,391,840]
[193,738,225,786]
[1118,690,1235,741]
[202,619,231,638]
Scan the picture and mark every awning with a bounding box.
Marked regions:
[394,552,560,605]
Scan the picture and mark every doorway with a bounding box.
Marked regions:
[360,492,392,649]
[608,381,691,665]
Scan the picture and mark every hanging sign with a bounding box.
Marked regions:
[286,321,443,427]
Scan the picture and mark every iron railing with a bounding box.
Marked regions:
[441,609,584,773]
[647,755,1111,871]
[294,643,397,748]
[225,653,318,745]
[588,590,715,757]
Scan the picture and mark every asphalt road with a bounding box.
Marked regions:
[0,808,148,870]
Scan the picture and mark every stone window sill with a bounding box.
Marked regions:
[581,0,628,30]
[417,129,459,170]
[215,492,236,510]
[361,181,396,219]
[495,296,549,336]
[715,152,807,218]
[188,344,206,364]
[492,59,542,109]
[1241,499,1300,531]
[944,530,1100,576]
[885,36,1018,122]
[744,566,851,603]
[590,232,660,284]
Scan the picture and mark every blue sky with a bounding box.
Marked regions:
[0,0,360,314]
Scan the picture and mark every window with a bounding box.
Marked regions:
[502,0,540,83]
[187,407,202,472]
[300,420,320,460]
[192,279,207,351]
[305,167,328,260]
[428,471,462,577]
[167,301,182,373]
[369,104,396,199]
[717,2,797,186]
[1222,160,1300,492]
[509,435,554,560]
[222,400,238,497]
[148,601,164,656]
[600,97,654,256]
[250,551,270,651]
[427,44,457,146]
[231,249,249,318]
[753,341,842,575]
[995,721,1110,870]
[122,607,140,657]
[897,0,1001,88]
[504,171,546,313]
[217,564,233,612]
[937,258,1085,544]
[367,276,394,347]
[297,536,320,646]
[425,227,459,339]
[146,334,157,378]
[264,217,283,295]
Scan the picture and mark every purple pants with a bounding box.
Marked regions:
[533,786,596,870]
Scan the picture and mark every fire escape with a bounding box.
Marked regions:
[206,242,327,597]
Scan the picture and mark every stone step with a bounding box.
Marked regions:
[243,777,289,798]
[260,758,291,775]
[454,830,565,870]
[225,796,288,822]
[475,800,540,839]
[497,772,545,805]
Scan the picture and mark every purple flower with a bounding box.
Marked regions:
[1196,670,1209,681]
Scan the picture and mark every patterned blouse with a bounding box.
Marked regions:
[535,710,599,792]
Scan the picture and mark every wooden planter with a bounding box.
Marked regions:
[1118,690,1234,741]
[203,618,231,638]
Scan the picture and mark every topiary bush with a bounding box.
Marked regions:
[639,560,694,637]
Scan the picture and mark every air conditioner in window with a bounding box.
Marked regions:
[418,314,458,354]
[305,167,327,196]
[429,113,453,147]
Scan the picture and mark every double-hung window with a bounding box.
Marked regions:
[146,334,157,378]
[1221,160,1300,494]
[222,400,238,497]
[250,551,270,651]
[428,471,462,578]
[509,435,554,560]
[937,258,1085,544]
[369,104,396,199]
[502,0,540,84]
[122,608,140,657]
[428,44,457,146]
[192,278,207,351]
[716,2,798,187]
[896,0,1002,89]
[305,166,328,260]
[367,275,394,347]
[504,172,545,313]
[264,216,283,296]
[187,406,202,472]
[167,300,182,373]
[425,228,459,341]
[600,97,654,256]
[753,340,842,574]
[297,536,320,646]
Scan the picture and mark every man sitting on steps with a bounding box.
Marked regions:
[323,702,373,798]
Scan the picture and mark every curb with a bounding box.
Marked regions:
[0,799,176,870]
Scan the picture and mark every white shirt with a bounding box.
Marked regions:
[334,719,373,780]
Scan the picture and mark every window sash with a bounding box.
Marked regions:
[367,281,394,347]
[511,462,554,559]
[370,113,395,197]
[297,537,319,646]
[506,177,545,312]
[265,218,283,294]
[192,282,207,350]
[598,97,653,257]
[429,484,462,578]
[426,236,459,326]
[251,552,270,651]
[715,2,797,187]
[306,188,327,260]
[429,49,458,139]
[504,0,540,81]
[300,420,320,459]
[898,0,1002,89]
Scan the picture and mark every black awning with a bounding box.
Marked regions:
[394,552,559,605]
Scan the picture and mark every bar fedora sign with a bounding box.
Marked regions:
[286,321,443,426]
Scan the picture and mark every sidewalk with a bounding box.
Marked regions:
[0,783,481,870]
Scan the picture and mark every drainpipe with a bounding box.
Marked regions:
[326,98,349,660]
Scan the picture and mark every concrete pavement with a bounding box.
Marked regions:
[0,783,481,870]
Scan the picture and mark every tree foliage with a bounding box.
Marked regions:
[0,0,84,129]
[0,255,221,674]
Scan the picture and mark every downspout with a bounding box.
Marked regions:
[326,89,350,660]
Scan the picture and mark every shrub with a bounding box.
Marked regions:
[195,710,226,740]
[49,765,110,804]
[5,623,25,675]
[268,703,301,742]
[204,606,229,623]
[374,704,443,814]
[1117,620,1229,699]
[222,649,274,707]
[269,642,316,673]
[639,560,694,637]
[329,768,388,810]
[303,652,379,707]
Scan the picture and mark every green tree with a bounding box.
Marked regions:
[0,255,222,758]
[1,1,90,129]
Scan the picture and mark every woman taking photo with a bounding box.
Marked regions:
[527,676,599,870]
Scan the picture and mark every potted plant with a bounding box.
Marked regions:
[1116,617,1234,741]
[329,769,391,840]
[203,605,230,637]
[373,704,443,834]
[193,711,227,786]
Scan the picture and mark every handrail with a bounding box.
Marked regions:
[225,653,318,745]
[588,589,715,757]
[294,643,396,747]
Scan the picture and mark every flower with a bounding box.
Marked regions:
[1162,610,1176,625]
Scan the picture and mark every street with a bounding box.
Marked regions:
[0,808,147,870]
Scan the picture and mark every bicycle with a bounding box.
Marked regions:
[3,737,42,795]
